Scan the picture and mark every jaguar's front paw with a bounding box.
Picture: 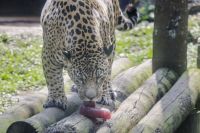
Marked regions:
[43,96,68,111]
[126,4,139,22]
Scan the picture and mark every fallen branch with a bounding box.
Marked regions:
[131,69,200,133]
[2,58,134,133]
[43,60,152,133]
[97,68,178,133]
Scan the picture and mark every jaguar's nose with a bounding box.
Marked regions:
[85,89,97,100]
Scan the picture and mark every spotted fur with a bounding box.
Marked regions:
[41,0,138,110]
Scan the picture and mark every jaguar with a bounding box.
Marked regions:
[40,0,138,110]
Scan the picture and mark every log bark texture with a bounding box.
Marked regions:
[111,58,134,79]
[44,60,152,133]
[131,69,200,133]
[96,68,178,133]
[1,58,133,133]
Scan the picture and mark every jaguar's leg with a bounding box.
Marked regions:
[114,0,139,31]
[42,51,68,111]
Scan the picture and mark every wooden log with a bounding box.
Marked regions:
[7,93,82,133]
[96,68,178,133]
[111,58,134,79]
[44,60,152,133]
[131,69,200,133]
[0,93,46,133]
[45,112,95,133]
[113,60,152,102]
[1,58,134,133]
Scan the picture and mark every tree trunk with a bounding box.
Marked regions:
[176,109,200,133]
[7,60,152,133]
[97,68,178,133]
[153,0,188,75]
[131,69,200,133]
[1,58,133,133]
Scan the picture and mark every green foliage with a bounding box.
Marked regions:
[138,4,155,22]
[188,15,200,45]
[0,34,45,93]
[187,15,200,68]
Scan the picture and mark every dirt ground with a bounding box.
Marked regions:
[0,17,42,36]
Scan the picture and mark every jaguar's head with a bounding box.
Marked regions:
[63,44,114,101]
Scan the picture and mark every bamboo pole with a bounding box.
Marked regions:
[131,69,200,133]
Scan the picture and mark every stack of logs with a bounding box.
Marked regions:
[1,58,200,133]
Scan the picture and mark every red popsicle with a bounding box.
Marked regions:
[80,101,111,121]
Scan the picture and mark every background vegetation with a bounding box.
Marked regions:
[0,6,199,113]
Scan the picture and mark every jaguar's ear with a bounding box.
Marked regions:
[104,45,114,57]
[63,51,71,60]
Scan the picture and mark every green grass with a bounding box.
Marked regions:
[116,23,153,65]
[0,34,45,94]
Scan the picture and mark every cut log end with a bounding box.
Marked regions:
[7,121,36,133]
